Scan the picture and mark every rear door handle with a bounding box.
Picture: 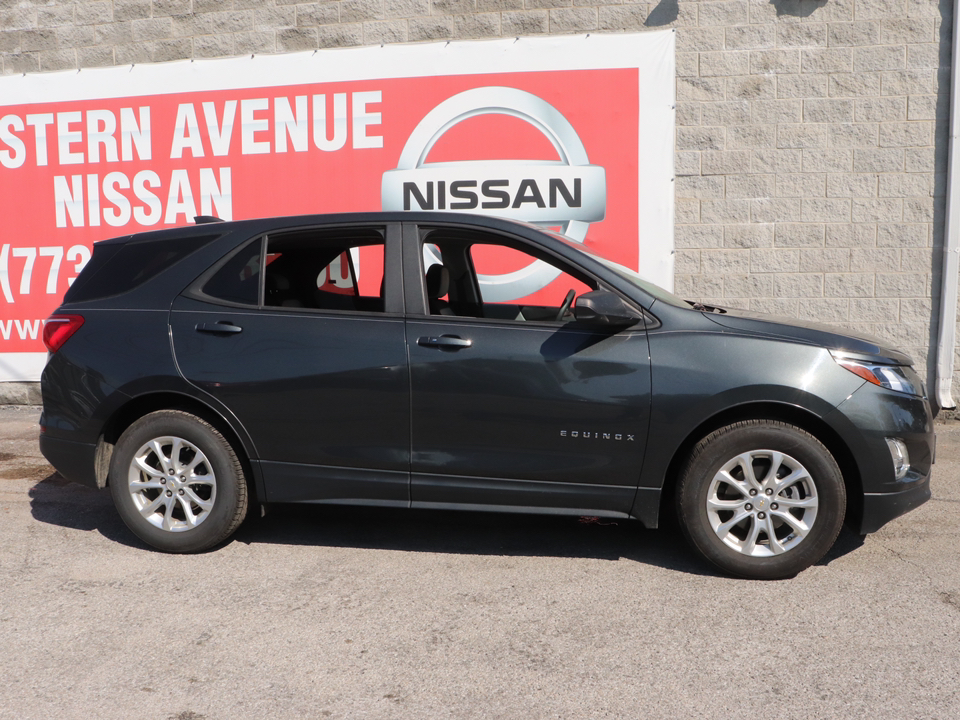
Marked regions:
[196,322,243,334]
[417,335,472,349]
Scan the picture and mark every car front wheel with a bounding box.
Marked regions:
[109,410,249,552]
[677,420,845,579]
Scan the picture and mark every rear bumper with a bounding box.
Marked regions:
[38,433,99,489]
[855,470,932,535]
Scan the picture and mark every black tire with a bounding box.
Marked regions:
[676,420,845,580]
[109,410,249,552]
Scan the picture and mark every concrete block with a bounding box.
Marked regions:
[78,46,114,67]
[749,48,800,74]
[194,34,236,58]
[597,6,646,31]
[856,97,908,123]
[799,248,851,272]
[751,149,803,173]
[850,247,900,271]
[727,75,777,100]
[803,149,853,173]
[114,0,151,23]
[676,175,725,199]
[675,148,703,175]
[826,222,877,247]
[750,247,800,273]
[676,52,700,78]
[676,224,724,249]
[383,0,431,17]
[879,121,933,147]
[39,48,75,71]
[796,298,851,323]
[701,101,751,126]
[724,223,775,247]
[801,198,852,223]
[826,173,878,198]
[456,13,501,38]
[777,173,826,198]
[854,148,904,173]
[675,249,701,275]
[676,198,701,224]
[132,18,175,43]
[777,23,827,48]
[38,5,75,28]
[298,4,342,26]
[852,198,903,223]
[701,199,751,223]
[776,222,826,247]
[699,1,750,26]
[677,126,725,151]
[502,10,548,35]
[700,50,750,77]
[856,0,908,20]
[548,8,597,32]
[828,122,879,148]
[749,297,800,317]
[676,102,702,126]
[0,383,41,405]
[277,27,318,51]
[828,72,881,98]
[702,151,751,175]
[363,20,407,45]
[824,272,875,297]
[778,73,828,98]
[677,77,726,102]
[721,273,775,299]
[878,223,930,247]
[750,197,801,222]
[701,249,751,274]
[801,48,853,74]
[777,123,828,149]
[725,24,775,50]
[316,23,362,47]
[900,248,934,272]
[881,17,936,44]
[676,27,724,52]
[882,69,935,95]
[850,297,900,322]
[433,0,478,14]
[752,99,802,124]
[236,31,276,54]
[804,98,855,123]
[827,21,880,47]
[775,273,824,297]
[876,272,927,297]
[75,2,112,25]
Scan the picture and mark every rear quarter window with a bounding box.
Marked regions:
[63,233,221,303]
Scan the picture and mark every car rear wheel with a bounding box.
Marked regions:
[677,420,845,579]
[109,410,249,552]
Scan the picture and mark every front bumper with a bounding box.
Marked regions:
[860,472,932,534]
[830,381,935,535]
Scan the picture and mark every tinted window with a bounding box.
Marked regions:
[264,228,386,313]
[201,238,263,306]
[64,233,220,303]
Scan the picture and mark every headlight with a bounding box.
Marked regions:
[830,352,923,396]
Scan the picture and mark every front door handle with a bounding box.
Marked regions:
[196,322,243,334]
[417,335,472,350]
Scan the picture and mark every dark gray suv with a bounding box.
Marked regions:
[38,212,934,579]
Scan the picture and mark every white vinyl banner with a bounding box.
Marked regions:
[0,30,675,381]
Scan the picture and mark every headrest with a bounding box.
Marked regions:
[425,264,449,299]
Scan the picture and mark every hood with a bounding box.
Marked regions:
[702,307,914,366]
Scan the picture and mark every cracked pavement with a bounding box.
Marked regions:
[0,405,958,719]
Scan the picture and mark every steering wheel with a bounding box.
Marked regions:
[556,289,576,322]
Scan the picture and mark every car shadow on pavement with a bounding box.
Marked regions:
[29,475,866,577]
[234,504,725,578]
[28,472,149,550]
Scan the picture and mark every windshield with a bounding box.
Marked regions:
[542,229,690,308]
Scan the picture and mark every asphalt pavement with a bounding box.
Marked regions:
[0,404,958,720]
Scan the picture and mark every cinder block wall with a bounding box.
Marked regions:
[0,0,952,396]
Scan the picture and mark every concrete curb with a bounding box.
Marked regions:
[0,382,42,406]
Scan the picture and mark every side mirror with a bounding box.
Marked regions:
[573,290,642,326]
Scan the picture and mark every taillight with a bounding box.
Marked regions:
[42,315,84,353]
